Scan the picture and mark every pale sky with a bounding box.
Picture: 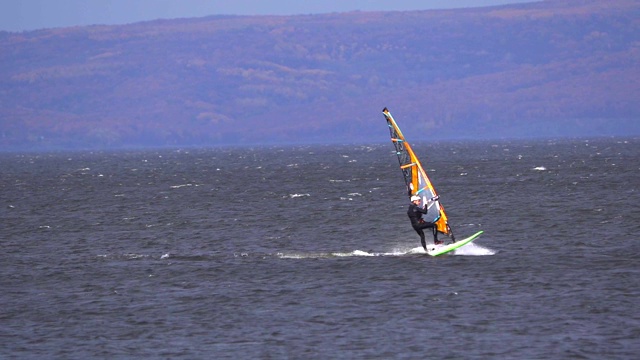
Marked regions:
[2,0,537,32]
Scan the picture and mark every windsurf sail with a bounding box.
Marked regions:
[382,107,454,240]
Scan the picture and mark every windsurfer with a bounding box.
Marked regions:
[408,195,442,250]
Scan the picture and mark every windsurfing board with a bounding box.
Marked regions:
[427,230,484,256]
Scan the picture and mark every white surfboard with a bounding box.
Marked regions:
[427,231,484,256]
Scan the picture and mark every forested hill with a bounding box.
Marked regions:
[1,0,639,150]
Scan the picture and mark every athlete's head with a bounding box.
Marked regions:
[410,195,420,203]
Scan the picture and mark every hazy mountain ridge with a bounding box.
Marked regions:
[1,0,639,150]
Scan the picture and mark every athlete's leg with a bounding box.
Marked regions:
[415,228,426,250]
[417,222,440,245]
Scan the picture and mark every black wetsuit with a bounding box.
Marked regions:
[407,202,438,250]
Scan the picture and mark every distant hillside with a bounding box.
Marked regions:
[1,0,639,150]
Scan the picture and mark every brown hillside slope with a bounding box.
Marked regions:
[0,0,639,149]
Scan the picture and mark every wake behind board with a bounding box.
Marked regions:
[427,231,484,256]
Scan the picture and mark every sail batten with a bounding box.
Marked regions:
[382,107,453,238]
[400,163,416,169]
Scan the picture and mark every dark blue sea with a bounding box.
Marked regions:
[2,138,639,359]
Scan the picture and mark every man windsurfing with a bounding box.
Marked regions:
[408,195,442,250]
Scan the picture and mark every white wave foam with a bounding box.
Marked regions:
[407,247,422,255]
[275,244,494,259]
[170,184,194,189]
[351,250,374,256]
[277,253,307,259]
[454,242,495,256]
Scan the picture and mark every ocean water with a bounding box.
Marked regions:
[1,138,639,359]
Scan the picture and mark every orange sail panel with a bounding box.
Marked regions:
[382,107,453,237]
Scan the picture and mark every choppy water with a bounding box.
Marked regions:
[2,138,639,359]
